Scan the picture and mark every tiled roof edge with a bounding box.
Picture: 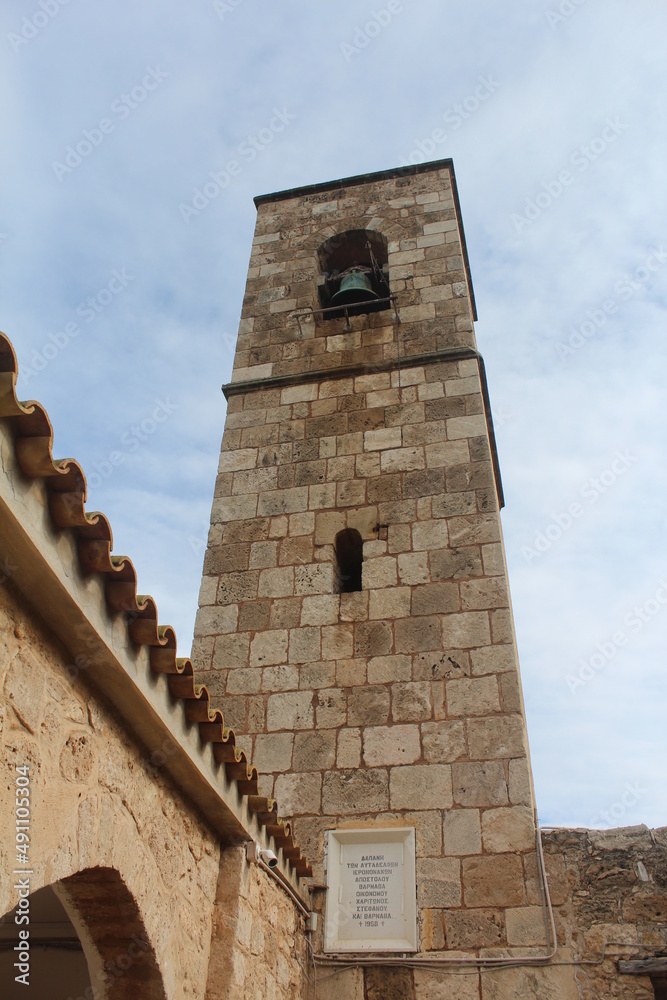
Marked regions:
[0,332,312,879]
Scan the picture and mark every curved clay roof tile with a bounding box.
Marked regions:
[0,330,311,879]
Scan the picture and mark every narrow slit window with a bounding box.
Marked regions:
[652,978,667,1000]
[335,529,363,593]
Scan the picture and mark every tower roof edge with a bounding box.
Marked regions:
[253,158,477,321]
[253,157,456,206]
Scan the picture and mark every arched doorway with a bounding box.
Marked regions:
[0,868,166,1000]
[0,884,91,1000]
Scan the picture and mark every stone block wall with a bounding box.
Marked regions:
[0,575,308,998]
[0,581,219,998]
[192,160,540,956]
[205,846,309,1000]
[310,826,667,999]
[543,825,667,1000]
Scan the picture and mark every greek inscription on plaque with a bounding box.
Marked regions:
[345,846,401,934]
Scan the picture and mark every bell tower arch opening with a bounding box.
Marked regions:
[317,228,389,315]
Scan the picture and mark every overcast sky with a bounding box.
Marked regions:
[2,0,665,830]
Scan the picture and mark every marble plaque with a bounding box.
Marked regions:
[324,827,417,952]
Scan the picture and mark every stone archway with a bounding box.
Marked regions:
[59,867,166,1000]
[0,884,90,1000]
[0,868,166,1000]
[1,580,220,999]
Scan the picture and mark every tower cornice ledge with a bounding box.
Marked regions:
[222,346,504,509]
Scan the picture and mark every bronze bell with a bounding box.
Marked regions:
[329,269,379,307]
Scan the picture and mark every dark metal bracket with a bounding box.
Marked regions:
[290,295,400,335]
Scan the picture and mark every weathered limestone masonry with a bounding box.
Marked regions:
[541,826,667,1000]
[0,508,309,1000]
[204,845,307,1000]
[0,581,219,999]
[0,329,310,1000]
[192,159,544,964]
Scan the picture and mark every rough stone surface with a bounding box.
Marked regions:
[444,909,503,950]
[463,854,526,907]
[453,761,509,807]
[0,581,221,1000]
[444,808,482,856]
[504,904,547,946]
[413,970,480,999]
[422,720,467,762]
[365,967,414,999]
[205,847,308,1000]
[417,857,461,907]
[322,769,388,814]
[253,733,294,773]
[480,964,579,1000]
[363,725,421,767]
[481,805,535,853]
[292,730,336,771]
[390,764,452,811]
[446,675,500,717]
[273,772,322,815]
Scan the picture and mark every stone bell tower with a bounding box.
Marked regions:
[192,160,545,968]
